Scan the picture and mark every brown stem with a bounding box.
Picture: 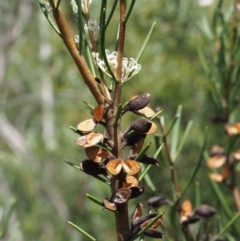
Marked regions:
[158,118,180,198]
[52,7,104,104]
[110,1,129,240]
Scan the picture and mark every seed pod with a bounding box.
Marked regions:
[207,155,226,169]
[181,216,200,226]
[209,145,225,156]
[132,213,159,227]
[80,159,107,176]
[193,205,216,218]
[93,104,105,122]
[123,174,139,188]
[124,132,146,147]
[134,106,155,118]
[144,228,165,238]
[131,202,144,226]
[129,186,144,199]
[77,118,96,133]
[109,188,132,205]
[122,93,151,115]
[148,196,173,208]
[106,159,141,176]
[138,155,160,167]
[85,146,111,163]
[103,198,117,212]
[130,119,152,134]
[76,132,103,148]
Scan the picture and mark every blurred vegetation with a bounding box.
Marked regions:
[0,0,239,240]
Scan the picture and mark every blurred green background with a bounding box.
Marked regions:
[0,0,239,240]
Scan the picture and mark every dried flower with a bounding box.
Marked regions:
[84,19,99,47]
[81,0,92,13]
[92,50,141,83]
[70,0,78,14]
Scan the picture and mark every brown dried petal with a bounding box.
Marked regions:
[77,118,96,132]
[144,228,165,238]
[109,188,132,205]
[76,133,103,147]
[193,205,216,218]
[85,146,111,163]
[207,155,226,169]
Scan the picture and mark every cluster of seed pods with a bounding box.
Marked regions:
[75,93,166,238]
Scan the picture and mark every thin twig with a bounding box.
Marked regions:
[51,7,104,104]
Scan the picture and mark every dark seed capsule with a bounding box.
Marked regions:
[129,186,144,199]
[130,119,152,134]
[132,213,159,227]
[138,154,160,167]
[80,159,107,176]
[148,196,173,208]
[122,93,151,115]
[144,228,165,238]
[109,188,132,205]
[193,205,216,218]
[181,216,200,226]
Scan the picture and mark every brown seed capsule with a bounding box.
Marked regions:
[103,198,117,212]
[209,145,225,156]
[209,173,224,182]
[122,93,151,115]
[181,216,200,226]
[77,118,96,133]
[106,159,141,176]
[76,132,103,148]
[129,186,144,199]
[147,196,173,208]
[80,159,107,176]
[123,174,139,188]
[109,188,132,205]
[131,202,144,226]
[130,119,152,134]
[93,104,105,122]
[144,228,165,238]
[85,146,111,163]
[207,155,226,169]
[138,155,160,167]
[193,205,216,218]
[132,213,159,227]
[134,106,155,118]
